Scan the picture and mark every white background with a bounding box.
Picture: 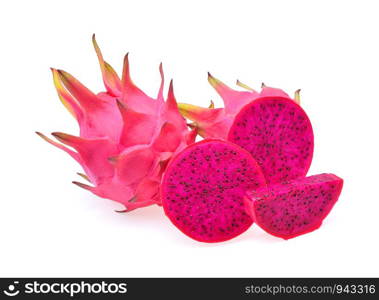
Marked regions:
[1,0,378,277]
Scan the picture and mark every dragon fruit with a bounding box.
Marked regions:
[37,35,196,211]
[178,74,300,139]
[178,74,311,184]
[229,97,314,184]
[245,173,343,239]
[161,139,266,242]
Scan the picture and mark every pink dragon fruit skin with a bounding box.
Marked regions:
[245,173,343,240]
[37,35,196,211]
[178,73,300,139]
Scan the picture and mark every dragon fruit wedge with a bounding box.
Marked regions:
[245,173,343,240]
[37,35,196,212]
[161,139,266,243]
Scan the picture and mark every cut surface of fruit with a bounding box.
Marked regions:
[161,139,266,242]
[228,97,314,184]
[246,173,343,239]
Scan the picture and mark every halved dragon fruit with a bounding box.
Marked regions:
[178,74,300,139]
[245,173,343,239]
[179,74,312,184]
[37,35,196,211]
[229,96,314,184]
[161,139,266,242]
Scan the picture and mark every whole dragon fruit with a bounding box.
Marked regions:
[37,35,196,211]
